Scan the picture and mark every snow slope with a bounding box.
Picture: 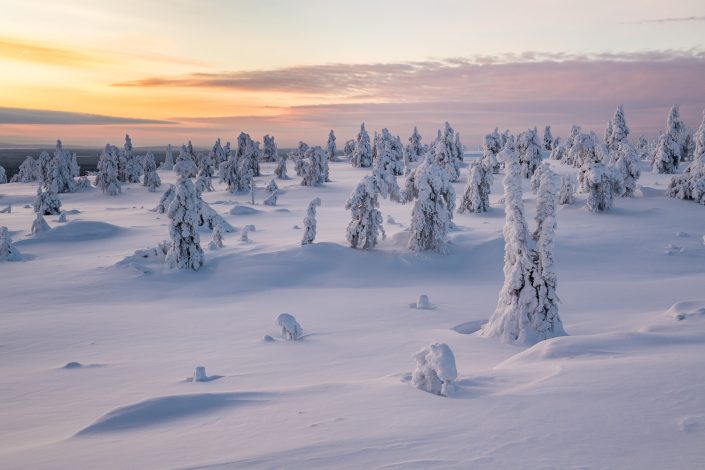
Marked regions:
[1,157,704,469]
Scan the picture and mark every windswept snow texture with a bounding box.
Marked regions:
[1,158,705,469]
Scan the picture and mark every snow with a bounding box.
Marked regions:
[1,156,705,468]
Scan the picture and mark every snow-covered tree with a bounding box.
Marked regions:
[274,154,288,180]
[543,125,553,151]
[559,175,575,205]
[220,151,252,193]
[155,184,175,213]
[161,144,175,170]
[351,123,373,168]
[165,176,205,271]
[301,197,321,245]
[345,169,398,250]
[430,122,462,182]
[563,125,582,162]
[603,119,613,147]
[46,139,76,193]
[480,148,566,345]
[175,143,198,178]
[458,161,491,214]
[143,152,162,192]
[295,146,328,186]
[652,132,680,174]
[530,162,549,194]
[33,186,62,215]
[0,165,6,184]
[607,105,630,151]
[667,111,705,204]
[31,213,50,234]
[582,161,617,212]
[516,128,542,178]
[568,132,598,169]
[236,132,260,177]
[210,138,228,167]
[266,179,278,193]
[637,136,651,161]
[262,134,278,163]
[0,226,21,262]
[406,126,425,162]
[611,141,641,197]
[343,139,356,162]
[263,190,278,206]
[36,150,52,185]
[482,128,502,174]
[373,128,405,176]
[95,144,121,196]
[10,156,38,183]
[411,343,457,397]
[326,130,337,162]
[549,137,565,161]
[401,152,456,253]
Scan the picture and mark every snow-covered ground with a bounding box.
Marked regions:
[1,157,705,469]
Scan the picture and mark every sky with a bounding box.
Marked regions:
[1,0,704,148]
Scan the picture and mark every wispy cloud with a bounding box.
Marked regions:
[0,107,175,125]
[626,15,705,24]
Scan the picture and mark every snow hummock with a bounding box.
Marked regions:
[411,343,458,396]
[276,313,303,341]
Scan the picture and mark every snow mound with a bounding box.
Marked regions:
[410,294,432,310]
[276,313,303,341]
[666,300,705,321]
[63,362,83,369]
[229,205,262,216]
[411,343,457,396]
[75,393,264,435]
[23,221,124,243]
[452,320,487,335]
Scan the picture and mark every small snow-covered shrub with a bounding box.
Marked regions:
[276,313,303,341]
[33,187,62,215]
[0,227,21,261]
[31,213,50,234]
[263,191,278,206]
[266,179,278,193]
[301,198,321,245]
[208,224,224,250]
[411,343,457,397]
[240,224,255,242]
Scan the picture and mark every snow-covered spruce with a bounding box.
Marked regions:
[401,154,456,253]
[46,140,76,193]
[652,105,685,173]
[326,130,337,162]
[429,122,462,182]
[637,136,651,161]
[165,177,205,271]
[160,144,175,170]
[611,141,641,197]
[406,126,425,163]
[266,179,278,193]
[516,127,543,178]
[343,139,356,162]
[480,148,566,345]
[301,197,321,246]
[263,191,278,206]
[562,125,582,165]
[411,343,457,397]
[220,151,253,193]
[295,146,329,186]
[530,162,549,195]
[276,313,303,341]
[210,138,228,167]
[582,162,618,212]
[667,111,705,204]
[559,175,575,205]
[175,143,198,178]
[33,186,62,215]
[208,224,224,250]
[351,123,373,168]
[155,184,175,213]
[95,144,122,196]
[482,128,502,174]
[543,125,553,151]
[373,128,405,176]
[262,134,278,162]
[0,227,21,262]
[549,137,565,161]
[607,105,630,151]
[0,165,6,184]
[236,132,260,177]
[142,152,162,192]
[274,154,288,180]
[31,213,50,234]
[458,160,491,214]
[345,171,395,250]
[10,156,38,183]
